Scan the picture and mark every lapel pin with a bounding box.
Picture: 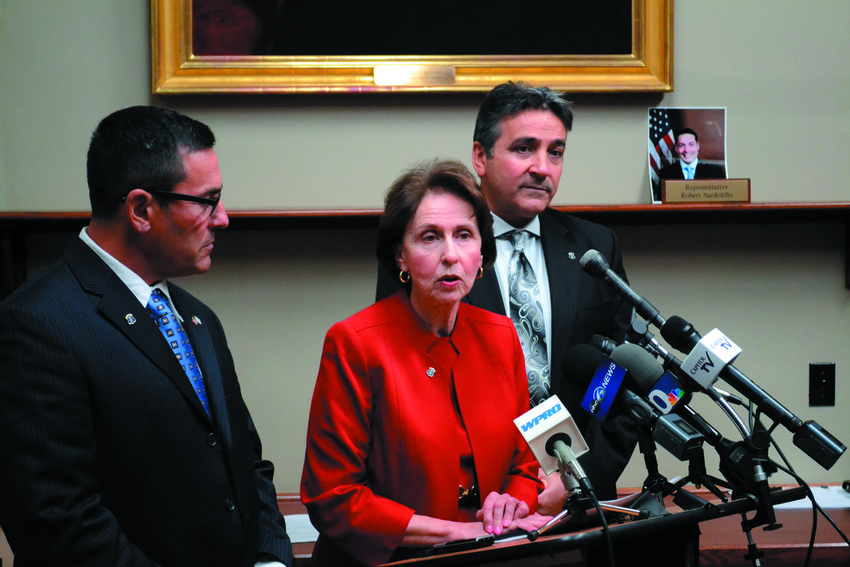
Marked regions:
[426,367,436,378]
[192,316,202,326]
[125,313,136,325]
[568,252,576,260]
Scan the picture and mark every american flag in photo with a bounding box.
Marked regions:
[649,108,675,185]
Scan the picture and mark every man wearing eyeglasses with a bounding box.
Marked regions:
[0,106,293,567]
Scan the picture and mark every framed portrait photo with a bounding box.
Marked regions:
[152,0,674,94]
[649,107,729,203]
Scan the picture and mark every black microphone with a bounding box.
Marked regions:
[594,328,709,404]
[606,343,729,446]
[579,249,665,328]
[661,315,847,470]
[589,334,618,357]
[627,319,682,375]
[621,323,746,407]
[563,344,704,461]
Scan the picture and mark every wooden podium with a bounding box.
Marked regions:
[382,487,810,567]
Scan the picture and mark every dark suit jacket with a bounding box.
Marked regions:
[659,161,727,180]
[0,238,292,567]
[377,209,637,499]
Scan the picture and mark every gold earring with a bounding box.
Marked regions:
[476,267,484,279]
[399,270,411,283]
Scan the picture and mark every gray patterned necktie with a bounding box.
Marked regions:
[505,230,550,406]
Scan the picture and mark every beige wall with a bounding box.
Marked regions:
[3,2,850,211]
[2,5,850,562]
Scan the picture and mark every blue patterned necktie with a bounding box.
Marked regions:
[146,289,211,416]
[505,230,551,406]
[685,166,694,179]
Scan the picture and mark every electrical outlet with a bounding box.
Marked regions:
[809,363,836,407]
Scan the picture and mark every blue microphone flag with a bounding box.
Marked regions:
[580,356,626,421]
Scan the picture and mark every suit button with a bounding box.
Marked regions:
[207,433,218,447]
[224,499,236,512]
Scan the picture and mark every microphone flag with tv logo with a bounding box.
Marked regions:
[579,356,627,422]
[680,328,742,389]
[646,371,687,414]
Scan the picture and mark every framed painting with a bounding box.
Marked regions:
[152,0,673,94]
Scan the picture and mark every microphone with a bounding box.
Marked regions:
[606,342,734,446]
[517,395,643,546]
[579,249,665,328]
[595,325,709,403]
[662,315,847,470]
[579,250,846,470]
[626,319,685,376]
[563,345,704,461]
[580,250,748,396]
[608,343,691,415]
[589,334,618,357]
[589,334,692,417]
[617,325,747,411]
[513,396,592,493]
[676,326,743,390]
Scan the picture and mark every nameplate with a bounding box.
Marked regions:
[663,179,751,204]
[373,65,456,86]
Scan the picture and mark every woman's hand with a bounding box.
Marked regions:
[509,512,553,533]
[401,515,488,548]
[536,467,569,516]
[475,491,530,535]
[401,492,549,548]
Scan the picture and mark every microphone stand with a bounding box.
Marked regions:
[706,421,783,566]
[528,445,646,541]
[671,443,729,506]
[635,426,720,513]
[680,404,783,565]
[716,422,782,529]
[637,425,671,497]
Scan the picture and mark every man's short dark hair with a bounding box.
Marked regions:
[376,159,496,287]
[675,128,699,143]
[473,81,573,158]
[86,106,215,218]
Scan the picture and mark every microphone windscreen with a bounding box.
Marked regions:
[579,249,609,278]
[561,344,607,392]
[609,343,664,393]
[659,315,692,349]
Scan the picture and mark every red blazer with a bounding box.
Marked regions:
[301,292,541,566]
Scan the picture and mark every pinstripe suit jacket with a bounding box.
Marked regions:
[0,238,292,567]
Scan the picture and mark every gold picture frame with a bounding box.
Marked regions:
[152,0,673,94]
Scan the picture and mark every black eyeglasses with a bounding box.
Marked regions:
[122,189,221,217]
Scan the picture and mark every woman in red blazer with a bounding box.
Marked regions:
[301,160,546,566]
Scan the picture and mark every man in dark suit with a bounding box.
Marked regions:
[469,82,636,510]
[377,83,636,510]
[0,106,293,566]
[659,127,727,180]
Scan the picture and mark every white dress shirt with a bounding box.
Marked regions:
[78,227,180,319]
